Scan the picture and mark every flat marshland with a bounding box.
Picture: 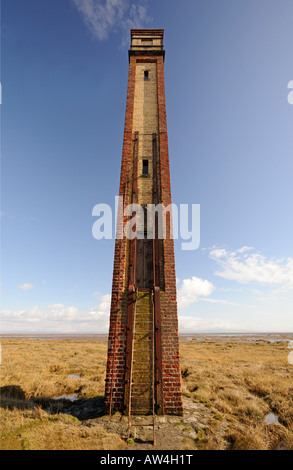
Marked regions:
[0,336,292,450]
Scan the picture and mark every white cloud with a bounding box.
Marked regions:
[1,295,111,333]
[208,248,227,259]
[237,246,254,254]
[177,276,215,309]
[98,294,111,311]
[209,246,293,289]
[17,283,35,291]
[178,315,239,332]
[71,0,152,44]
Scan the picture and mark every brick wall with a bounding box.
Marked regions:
[104,56,136,413]
[105,38,183,416]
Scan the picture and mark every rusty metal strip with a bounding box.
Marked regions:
[152,133,164,415]
[124,132,139,414]
[126,286,137,442]
[153,286,163,415]
[132,132,139,204]
[152,133,158,204]
[129,132,139,286]
[152,286,156,444]
[152,133,160,287]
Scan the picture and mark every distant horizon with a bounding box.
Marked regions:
[1,331,292,336]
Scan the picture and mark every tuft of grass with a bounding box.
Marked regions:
[0,410,126,450]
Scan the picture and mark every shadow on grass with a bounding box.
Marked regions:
[0,385,106,420]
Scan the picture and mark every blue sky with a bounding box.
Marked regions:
[1,0,293,333]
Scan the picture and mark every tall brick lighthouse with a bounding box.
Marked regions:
[105,30,183,427]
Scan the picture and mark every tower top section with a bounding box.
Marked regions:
[129,29,165,61]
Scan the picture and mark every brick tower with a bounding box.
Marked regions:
[105,29,183,418]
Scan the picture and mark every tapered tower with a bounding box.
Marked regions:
[105,30,183,418]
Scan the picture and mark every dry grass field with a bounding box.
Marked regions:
[0,337,292,450]
[180,341,293,450]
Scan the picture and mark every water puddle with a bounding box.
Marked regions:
[264,412,279,425]
[53,394,78,402]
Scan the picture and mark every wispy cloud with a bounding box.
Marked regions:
[71,0,152,45]
[178,315,239,332]
[209,246,293,290]
[176,274,255,310]
[17,283,35,291]
[200,297,255,309]
[48,304,66,309]
[1,211,39,223]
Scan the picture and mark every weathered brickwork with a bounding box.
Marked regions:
[133,61,158,206]
[105,30,183,416]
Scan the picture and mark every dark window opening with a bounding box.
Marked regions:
[144,70,149,81]
[143,160,149,175]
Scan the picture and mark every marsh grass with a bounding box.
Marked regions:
[180,341,293,450]
[0,338,127,450]
[0,338,292,450]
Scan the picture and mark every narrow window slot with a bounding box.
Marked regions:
[143,160,149,175]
